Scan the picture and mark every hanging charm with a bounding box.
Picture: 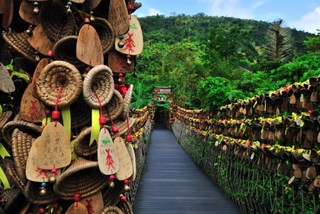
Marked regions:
[114,137,133,180]
[33,2,40,15]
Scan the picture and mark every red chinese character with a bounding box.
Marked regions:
[116,57,126,70]
[105,149,115,171]
[35,168,50,178]
[85,199,95,214]
[123,33,135,53]
[28,100,39,119]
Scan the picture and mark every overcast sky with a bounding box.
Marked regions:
[134,0,320,34]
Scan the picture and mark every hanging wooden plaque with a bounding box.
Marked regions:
[28,24,54,55]
[79,191,104,214]
[69,0,85,3]
[20,84,46,122]
[126,143,136,181]
[76,24,103,67]
[65,202,88,214]
[98,129,119,175]
[314,175,320,187]
[108,48,135,73]
[114,137,132,180]
[115,15,143,55]
[19,0,40,25]
[26,137,61,182]
[0,0,8,14]
[37,122,72,170]
[1,0,13,29]
[0,62,15,93]
[32,58,53,98]
[108,0,129,35]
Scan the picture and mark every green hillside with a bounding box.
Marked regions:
[138,13,317,53]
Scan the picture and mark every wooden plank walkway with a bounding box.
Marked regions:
[133,122,242,214]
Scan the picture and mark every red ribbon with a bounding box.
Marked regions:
[115,84,128,98]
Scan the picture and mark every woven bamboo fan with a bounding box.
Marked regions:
[3,159,26,191]
[83,65,114,109]
[101,206,124,214]
[121,84,133,119]
[53,157,110,200]
[70,97,91,129]
[53,36,86,69]
[24,181,59,205]
[102,90,124,122]
[2,32,38,62]
[107,117,135,139]
[39,1,76,41]
[74,127,97,157]
[0,111,12,129]
[36,61,83,108]
[11,128,35,184]
[90,17,115,55]
[2,121,42,147]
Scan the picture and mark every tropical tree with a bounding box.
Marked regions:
[263,19,293,61]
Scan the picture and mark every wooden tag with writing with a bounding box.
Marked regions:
[0,0,8,14]
[98,129,119,175]
[108,0,129,35]
[26,137,61,182]
[290,94,296,104]
[114,137,133,180]
[65,202,88,214]
[108,48,135,73]
[314,175,320,187]
[80,191,104,214]
[37,122,72,170]
[126,143,136,181]
[0,63,15,93]
[294,167,302,179]
[20,84,46,122]
[32,58,53,98]
[76,24,103,67]
[306,166,316,179]
[1,0,13,29]
[115,15,143,55]
[19,0,40,25]
[28,24,54,55]
[69,0,85,3]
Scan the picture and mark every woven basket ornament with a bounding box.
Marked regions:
[36,61,83,108]
[74,126,98,157]
[121,84,133,119]
[53,157,110,200]
[83,65,114,109]
[102,90,124,122]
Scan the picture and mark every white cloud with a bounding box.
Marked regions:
[289,7,320,34]
[201,0,254,19]
[137,7,164,17]
[266,12,284,19]
[252,1,267,10]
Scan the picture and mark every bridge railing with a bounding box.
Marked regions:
[170,76,320,214]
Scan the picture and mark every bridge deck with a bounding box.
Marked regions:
[133,122,241,214]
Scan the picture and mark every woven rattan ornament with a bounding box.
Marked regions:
[20,84,46,123]
[121,84,133,119]
[102,90,124,122]
[76,24,104,67]
[37,122,72,170]
[52,36,86,69]
[114,137,132,181]
[19,0,40,25]
[108,0,130,36]
[101,206,124,214]
[36,61,83,108]
[98,129,119,175]
[2,32,38,62]
[0,63,15,93]
[26,137,61,183]
[79,191,104,214]
[32,58,53,99]
[83,65,114,109]
[0,111,12,129]
[115,15,143,56]
[27,24,54,56]
[74,127,97,157]
[1,0,13,29]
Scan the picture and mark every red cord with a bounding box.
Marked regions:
[55,84,64,126]
[106,107,120,138]
[127,116,130,136]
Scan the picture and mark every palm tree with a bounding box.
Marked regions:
[263,19,293,61]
